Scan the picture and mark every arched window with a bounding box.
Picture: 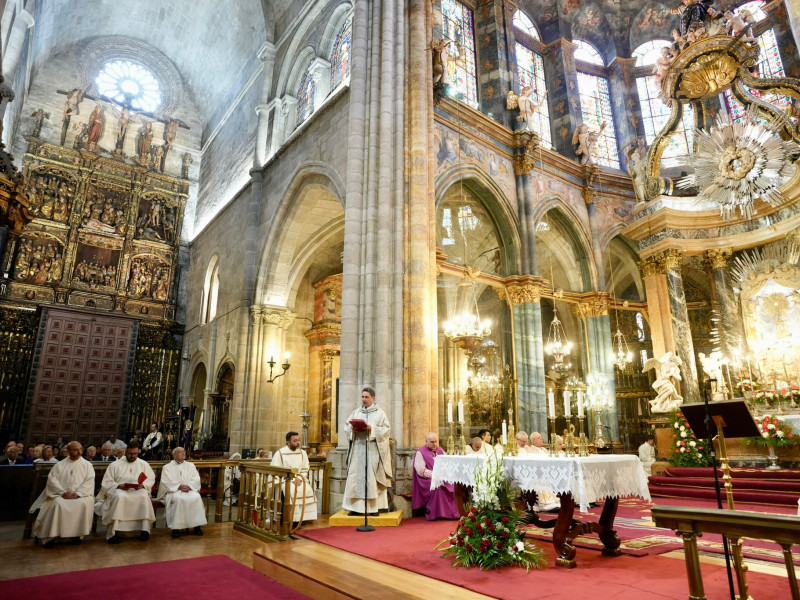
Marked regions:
[330,17,352,91]
[513,9,540,40]
[296,60,316,126]
[515,44,552,149]
[95,60,161,112]
[441,0,478,108]
[202,256,220,324]
[632,40,694,165]
[724,1,790,121]
[574,40,620,168]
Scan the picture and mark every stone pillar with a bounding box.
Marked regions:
[254,42,277,167]
[765,1,800,79]
[705,248,744,357]
[474,0,514,127]
[269,96,298,157]
[309,57,333,110]
[505,276,547,435]
[607,57,643,160]
[574,293,618,442]
[513,130,539,275]
[582,166,606,290]
[543,39,582,158]
[320,349,338,452]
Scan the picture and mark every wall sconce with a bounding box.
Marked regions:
[267,353,291,383]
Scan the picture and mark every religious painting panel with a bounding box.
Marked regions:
[126,254,170,302]
[24,166,78,223]
[0,307,38,443]
[71,241,122,290]
[81,179,131,236]
[13,231,66,285]
[135,192,179,245]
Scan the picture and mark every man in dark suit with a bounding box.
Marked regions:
[0,446,26,465]
[94,443,116,462]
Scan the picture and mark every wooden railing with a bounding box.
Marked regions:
[233,462,299,542]
[309,458,332,515]
[652,505,800,600]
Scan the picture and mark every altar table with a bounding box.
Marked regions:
[431,454,651,568]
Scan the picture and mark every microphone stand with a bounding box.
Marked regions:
[357,427,374,532]
[703,378,735,600]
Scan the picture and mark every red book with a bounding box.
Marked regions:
[349,419,368,432]
[138,472,147,485]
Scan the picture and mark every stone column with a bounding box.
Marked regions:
[705,248,744,357]
[582,166,606,290]
[254,42,277,167]
[650,249,699,402]
[513,130,538,275]
[543,39,582,158]
[574,293,618,442]
[320,349,338,453]
[269,96,298,157]
[607,57,643,159]
[474,0,514,127]
[309,57,333,111]
[504,276,547,435]
[765,1,800,79]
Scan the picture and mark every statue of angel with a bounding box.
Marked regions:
[573,122,606,165]
[431,38,451,86]
[507,86,546,133]
[625,138,649,203]
[652,47,674,85]
[698,351,729,397]
[643,352,684,413]
[723,10,757,44]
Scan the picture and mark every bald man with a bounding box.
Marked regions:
[157,447,206,537]
[30,442,95,548]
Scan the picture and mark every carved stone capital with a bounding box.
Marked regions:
[640,256,661,277]
[258,42,277,63]
[263,308,296,330]
[503,275,545,304]
[512,130,539,176]
[655,249,684,271]
[572,292,610,319]
[513,154,534,176]
[705,248,732,270]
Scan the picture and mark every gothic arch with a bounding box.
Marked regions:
[320,2,354,59]
[256,163,346,306]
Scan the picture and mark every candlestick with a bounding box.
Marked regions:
[457,401,464,424]
[548,416,558,457]
[563,390,571,418]
[548,391,555,418]
[447,401,453,423]
[578,415,589,456]
[577,391,584,418]
[593,408,607,449]
[501,420,507,445]
[446,421,455,455]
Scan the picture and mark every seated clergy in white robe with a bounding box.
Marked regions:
[270,432,317,522]
[94,442,156,542]
[157,446,207,536]
[30,441,95,548]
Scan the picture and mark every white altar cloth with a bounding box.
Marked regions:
[431,454,651,513]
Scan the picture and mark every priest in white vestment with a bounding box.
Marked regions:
[639,436,656,477]
[343,387,392,515]
[157,446,207,537]
[270,432,318,522]
[95,442,156,542]
[30,441,95,548]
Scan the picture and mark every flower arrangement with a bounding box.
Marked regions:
[669,409,714,467]
[744,415,795,448]
[734,377,758,394]
[437,449,545,571]
[754,389,777,406]
[779,385,800,407]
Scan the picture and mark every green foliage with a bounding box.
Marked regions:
[668,409,714,467]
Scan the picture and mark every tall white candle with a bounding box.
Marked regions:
[563,390,571,418]
[502,420,507,445]
[447,401,453,423]
[548,391,555,418]
[577,391,584,418]
[457,401,464,423]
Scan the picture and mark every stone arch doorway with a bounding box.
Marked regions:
[209,362,234,451]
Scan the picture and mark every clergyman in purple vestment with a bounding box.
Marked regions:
[412,433,459,521]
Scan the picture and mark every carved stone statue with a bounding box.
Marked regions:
[698,351,729,398]
[61,88,84,146]
[723,10,756,44]
[625,138,649,203]
[572,122,606,165]
[86,105,106,151]
[643,352,684,413]
[30,109,50,138]
[136,122,154,164]
[507,86,546,133]
[431,38,451,86]
[653,47,674,85]
[671,0,715,36]
[113,104,139,153]
[181,153,193,179]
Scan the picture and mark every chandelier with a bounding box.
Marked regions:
[612,326,633,371]
[443,276,491,351]
[545,306,572,374]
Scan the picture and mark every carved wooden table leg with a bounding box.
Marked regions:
[553,494,578,568]
[453,483,471,516]
[597,496,622,556]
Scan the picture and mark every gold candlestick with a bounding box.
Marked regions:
[506,408,517,455]
[564,424,576,457]
[578,415,589,456]
[594,408,607,449]
[446,421,456,455]
[549,416,558,456]
[458,422,466,455]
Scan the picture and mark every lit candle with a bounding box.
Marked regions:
[563,390,571,418]
[502,420,507,445]
[577,391,584,418]
[447,401,453,423]
[457,401,464,424]
[548,391,555,418]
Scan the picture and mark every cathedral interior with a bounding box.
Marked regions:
[2,1,800,585]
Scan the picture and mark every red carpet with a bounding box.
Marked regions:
[650,467,800,506]
[297,517,794,600]
[0,555,310,600]
[522,497,800,565]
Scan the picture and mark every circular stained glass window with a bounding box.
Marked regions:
[95,60,161,112]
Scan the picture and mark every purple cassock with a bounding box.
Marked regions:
[411,445,460,521]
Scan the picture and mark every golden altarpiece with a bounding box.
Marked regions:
[0,128,189,446]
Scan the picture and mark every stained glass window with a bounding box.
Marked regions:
[513,9,540,40]
[457,205,479,232]
[637,75,694,166]
[724,3,790,120]
[441,0,478,108]
[330,18,352,90]
[632,40,670,67]
[515,43,552,149]
[574,40,604,66]
[576,71,620,168]
[296,61,316,126]
[442,208,455,246]
[96,60,161,112]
